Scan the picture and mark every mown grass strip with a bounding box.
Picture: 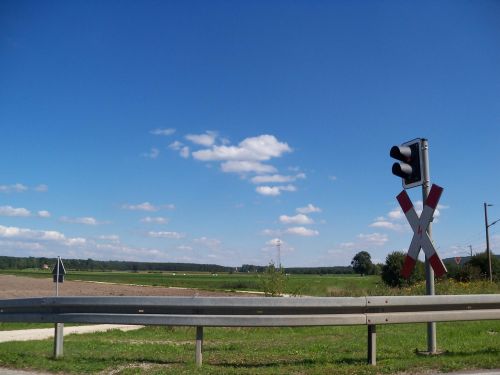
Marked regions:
[0,322,498,374]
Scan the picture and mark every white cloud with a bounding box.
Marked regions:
[261,228,282,237]
[251,173,306,184]
[0,206,31,217]
[122,202,159,212]
[150,128,176,136]
[142,147,160,159]
[37,210,51,218]
[177,245,193,251]
[141,216,169,224]
[296,204,322,214]
[193,237,222,250]
[0,224,86,247]
[223,161,277,174]
[285,227,319,237]
[357,233,389,246]
[148,231,185,239]
[34,184,48,192]
[329,176,338,181]
[185,131,217,147]
[60,216,102,225]
[192,134,291,162]
[256,186,281,196]
[169,141,183,150]
[256,184,297,196]
[279,214,314,225]
[369,220,402,231]
[0,183,28,193]
[266,238,283,246]
[98,235,120,242]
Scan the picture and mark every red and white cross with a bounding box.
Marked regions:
[397,184,447,278]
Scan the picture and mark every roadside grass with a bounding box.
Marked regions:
[0,322,498,374]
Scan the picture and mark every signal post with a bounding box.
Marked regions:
[390,138,446,354]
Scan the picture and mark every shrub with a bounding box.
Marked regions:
[381,251,425,287]
[259,262,287,296]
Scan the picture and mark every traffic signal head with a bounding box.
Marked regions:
[390,139,423,189]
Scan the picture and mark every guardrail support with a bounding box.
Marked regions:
[53,323,64,358]
[368,324,376,365]
[195,326,203,367]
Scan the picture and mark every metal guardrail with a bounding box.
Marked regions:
[1,295,499,366]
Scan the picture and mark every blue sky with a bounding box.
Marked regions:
[1,0,499,267]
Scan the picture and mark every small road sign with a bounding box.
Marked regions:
[455,256,462,265]
[52,257,66,283]
[397,184,447,278]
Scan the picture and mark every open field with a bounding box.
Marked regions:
[1,271,499,374]
[0,269,380,297]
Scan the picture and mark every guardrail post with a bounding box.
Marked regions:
[195,326,203,367]
[368,324,376,365]
[53,323,64,358]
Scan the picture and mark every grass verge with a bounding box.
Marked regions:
[0,322,498,374]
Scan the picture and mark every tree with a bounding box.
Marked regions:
[381,251,425,287]
[259,262,287,296]
[351,251,374,275]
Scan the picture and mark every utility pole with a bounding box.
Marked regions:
[420,138,436,354]
[276,239,281,269]
[469,245,473,258]
[484,203,499,282]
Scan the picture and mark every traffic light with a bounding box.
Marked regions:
[390,138,423,189]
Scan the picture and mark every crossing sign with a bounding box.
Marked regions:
[52,257,66,283]
[397,184,447,278]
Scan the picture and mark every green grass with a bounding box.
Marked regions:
[0,322,498,374]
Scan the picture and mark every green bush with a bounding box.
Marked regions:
[381,251,425,287]
[259,262,287,296]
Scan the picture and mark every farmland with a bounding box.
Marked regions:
[0,270,499,374]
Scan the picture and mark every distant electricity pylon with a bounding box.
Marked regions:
[276,239,281,269]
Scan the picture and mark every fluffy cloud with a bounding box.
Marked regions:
[0,224,86,246]
[279,214,314,225]
[60,216,102,225]
[34,184,48,192]
[141,216,169,224]
[285,227,319,237]
[193,237,222,250]
[122,202,174,212]
[192,135,291,162]
[251,173,305,184]
[0,206,31,217]
[37,210,51,218]
[256,185,296,196]
[0,184,28,193]
[357,232,389,246]
[150,128,176,136]
[148,231,185,239]
[185,131,217,146]
[223,161,277,174]
[296,204,322,214]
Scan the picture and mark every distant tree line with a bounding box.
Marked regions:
[240,264,354,274]
[0,256,232,273]
[0,256,354,275]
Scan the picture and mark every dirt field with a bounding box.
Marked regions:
[0,275,251,298]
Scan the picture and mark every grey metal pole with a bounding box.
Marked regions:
[367,324,376,365]
[54,323,64,358]
[195,326,203,367]
[484,203,493,283]
[421,139,437,354]
[54,256,63,358]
